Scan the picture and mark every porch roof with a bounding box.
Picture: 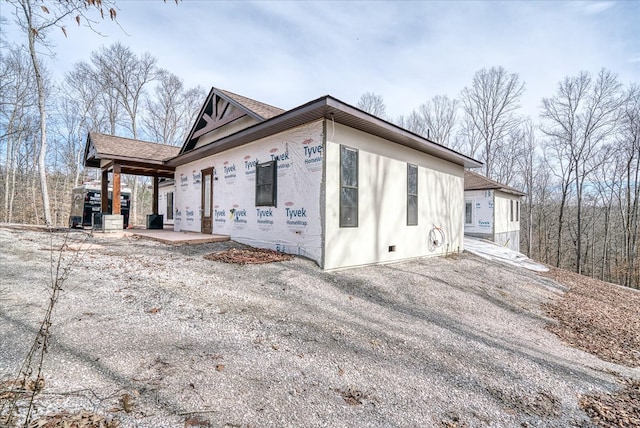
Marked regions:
[84,132,179,178]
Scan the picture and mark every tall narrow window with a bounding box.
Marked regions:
[510,199,514,222]
[340,145,358,227]
[204,174,212,216]
[407,164,418,225]
[167,192,174,220]
[465,201,473,225]
[256,160,277,206]
[516,200,520,222]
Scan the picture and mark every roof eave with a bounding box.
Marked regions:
[323,97,482,168]
[169,96,483,169]
[465,186,526,197]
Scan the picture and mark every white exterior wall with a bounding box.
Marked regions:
[174,120,324,264]
[464,189,494,237]
[494,191,521,251]
[494,191,521,235]
[323,123,464,270]
[158,182,175,226]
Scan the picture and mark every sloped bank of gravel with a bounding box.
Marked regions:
[0,226,638,427]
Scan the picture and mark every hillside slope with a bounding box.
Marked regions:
[0,226,638,427]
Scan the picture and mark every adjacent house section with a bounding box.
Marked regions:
[463,170,525,252]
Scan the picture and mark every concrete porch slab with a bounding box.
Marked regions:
[125,228,230,245]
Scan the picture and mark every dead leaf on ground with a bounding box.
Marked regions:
[542,267,640,368]
[184,417,211,427]
[203,248,293,265]
[579,378,640,427]
[543,267,640,426]
[27,410,118,428]
[337,386,368,405]
[119,392,135,413]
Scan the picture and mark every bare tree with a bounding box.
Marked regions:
[142,70,205,146]
[540,69,624,274]
[616,84,640,287]
[1,45,37,222]
[515,120,537,257]
[460,66,525,179]
[357,92,387,118]
[395,110,424,135]
[90,42,158,140]
[491,127,525,186]
[66,60,124,135]
[416,95,458,146]
[88,42,159,224]
[6,0,119,226]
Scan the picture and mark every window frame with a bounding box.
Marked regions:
[407,163,418,226]
[166,191,174,220]
[510,199,514,222]
[464,200,473,225]
[255,160,277,207]
[339,145,358,228]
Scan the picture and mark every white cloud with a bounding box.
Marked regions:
[577,1,616,15]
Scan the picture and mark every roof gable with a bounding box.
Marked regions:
[180,87,285,154]
[464,170,526,196]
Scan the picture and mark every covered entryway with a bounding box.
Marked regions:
[84,132,179,230]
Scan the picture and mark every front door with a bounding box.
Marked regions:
[201,167,214,234]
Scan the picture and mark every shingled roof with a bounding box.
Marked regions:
[84,132,180,178]
[464,170,526,196]
[86,132,180,164]
[218,88,285,119]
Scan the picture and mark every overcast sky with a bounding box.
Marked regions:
[2,0,639,121]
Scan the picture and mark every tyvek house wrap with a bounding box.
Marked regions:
[464,190,494,234]
[173,121,324,265]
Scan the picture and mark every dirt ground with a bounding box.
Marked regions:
[542,267,640,427]
[0,226,639,427]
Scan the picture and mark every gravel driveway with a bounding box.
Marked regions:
[0,226,637,427]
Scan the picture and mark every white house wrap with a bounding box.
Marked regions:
[174,121,324,264]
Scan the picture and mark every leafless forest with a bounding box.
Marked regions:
[1,1,638,288]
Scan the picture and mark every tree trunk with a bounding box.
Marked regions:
[601,205,610,282]
[575,174,583,274]
[556,191,568,268]
[23,0,52,226]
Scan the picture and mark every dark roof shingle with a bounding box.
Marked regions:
[464,170,525,196]
[218,88,285,119]
[89,132,181,162]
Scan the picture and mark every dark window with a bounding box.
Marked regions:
[256,160,277,206]
[407,164,418,225]
[516,200,520,221]
[510,199,514,222]
[340,146,358,227]
[167,192,174,220]
[465,202,473,224]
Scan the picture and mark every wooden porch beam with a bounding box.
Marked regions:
[112,162,121,215]
[152,176,159,215]
[101,169,109,213]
